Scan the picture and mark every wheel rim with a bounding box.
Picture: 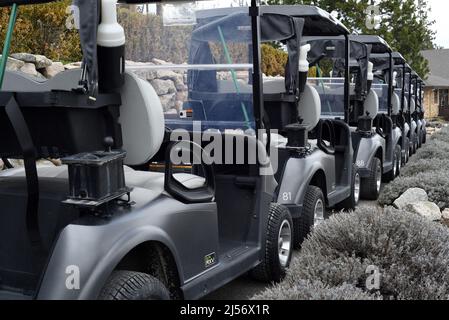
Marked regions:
[393,154,397,177]
[278,220,292,268]
[375,162,382,193]
[354,173,361,204]
[313,199,325,227]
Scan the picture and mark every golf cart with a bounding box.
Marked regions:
[354,35,403,181]
[392,52,411,164]
[416,76,427,145]
[411,72,426,148]
[176,5,357,247]
[303,35,387,200]
[403,63,419,156]
[0,0,294,300]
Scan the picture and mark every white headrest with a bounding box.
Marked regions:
[392,71,398,87]
[120,72,165,166]
[392,92,401,115]
[364,89,379,119]
[403,98,408,113]
[298,84,321,131]
[410,98,416,113]
[263,78,285,94]
[299,44,311,72]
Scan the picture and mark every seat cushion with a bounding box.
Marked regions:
[0,165,205,194]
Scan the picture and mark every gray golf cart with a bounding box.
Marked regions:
[303,35,387,201]
[354,35,403,181]
[392,52,412,164]
[411,72,426,148]
[177,5,358,248]
[403,63,419,156]
[416,76,427,145]
[0,0,295,300]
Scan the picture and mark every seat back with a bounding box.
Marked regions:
[119,72,165,166]
[410,98,416,114]
[298,84,321,131]
[363,89,379,119]
[392,92,401,115]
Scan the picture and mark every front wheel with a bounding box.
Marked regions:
[251,203,293,283]
[384,145,401,182]
[99,271,171,300]
[361,157,382,200]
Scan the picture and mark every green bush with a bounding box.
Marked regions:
[254,207,449,300]
[0,0,82,62]
[261,44,288,77]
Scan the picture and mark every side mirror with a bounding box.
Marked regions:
[164,140,215,204]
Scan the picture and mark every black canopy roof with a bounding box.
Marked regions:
[197,5,349,36]
[350,35,392,54]
[392,52,406,65]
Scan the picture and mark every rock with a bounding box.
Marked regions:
[173,74,186,91]
[34,55,53,69]
[0,56,25,71]
[152,58,170,65]
[393,188,428,209]
[159,93,176,111]
[64,62,82,70]
[405,201,442,221]
[154,70,179,81]
[42,62,65,78]
[11,53,37,64]
[442,209,449,221]
[20,63,39,77]
[150,79,176,95]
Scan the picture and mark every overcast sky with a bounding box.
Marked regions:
[428,0,449,48]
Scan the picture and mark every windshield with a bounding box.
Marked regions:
[118,1,255,133]
[372,83,389,113]
[308,77,345,118]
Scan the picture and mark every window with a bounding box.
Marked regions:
[439,89,449,107]
[434,89,439,104]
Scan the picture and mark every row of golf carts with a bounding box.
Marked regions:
[0,0,426,300]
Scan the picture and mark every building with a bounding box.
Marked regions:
[421,49,449,119]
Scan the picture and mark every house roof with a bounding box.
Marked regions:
[421,49,449,87]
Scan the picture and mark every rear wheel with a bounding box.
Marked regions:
[293,186,326,249]
[336,165,360,211]
[361,157,382,200]
[99,271,170,300]
[251,203,293,283]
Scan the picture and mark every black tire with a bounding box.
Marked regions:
[361,157,382,200]
[383,145,401,182]
[402,138,409,165]
[336,165,360,211]
[99,271,171,300]
[293,186,326,249]
[251,203,293,283]
[422,132,427,144]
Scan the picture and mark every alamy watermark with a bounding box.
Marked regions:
[365,5,381,30]
[366,265,381,291]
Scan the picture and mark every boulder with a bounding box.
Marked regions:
[0,56,25,71]
[152,58,170,65]
[159,93,176,111]
[405,201,442,221]
[20,63,39,77]
[11,53,37,64]
[442,209,449,221]
[393,188,428,209]
[42,62,65,78]
[150,79,176,95]
[34,55,53,69]
[64,62,82,70]
[154,70,179,82]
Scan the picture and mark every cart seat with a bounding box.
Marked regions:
[363,89,379,119]
[410,98,416,114]
[0,166,206,193]
[392,92,401,115]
